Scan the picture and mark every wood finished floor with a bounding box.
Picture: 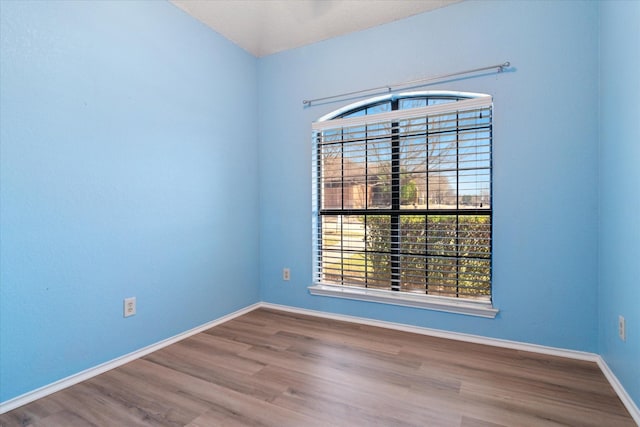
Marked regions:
[0,308,635,427]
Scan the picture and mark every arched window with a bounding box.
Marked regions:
[311,92,496,317]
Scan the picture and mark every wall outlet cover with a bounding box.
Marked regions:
[124,297,136,317]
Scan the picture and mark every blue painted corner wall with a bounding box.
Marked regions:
[0,1,259,401]
[258,0,600,350]
[1,0,637,412]
[598,0,640,407]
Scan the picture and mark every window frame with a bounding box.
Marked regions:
[310,91,497,318]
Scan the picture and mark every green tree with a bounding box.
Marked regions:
[401,180,417,205]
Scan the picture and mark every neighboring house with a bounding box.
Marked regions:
[322,156,457,209]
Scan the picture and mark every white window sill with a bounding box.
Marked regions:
[308,284,498,318]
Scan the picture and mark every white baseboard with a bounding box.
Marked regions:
[260,302,640,425]
[596,356,640,425]
[0,302,261,415]
[3,300,638,425]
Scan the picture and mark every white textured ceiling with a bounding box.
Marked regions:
[170,0,461,57]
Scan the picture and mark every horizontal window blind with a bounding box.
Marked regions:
[312,94,492,301]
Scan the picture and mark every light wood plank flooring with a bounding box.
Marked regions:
[0,308,635,426]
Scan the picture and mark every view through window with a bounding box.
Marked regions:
[312,92,492,302]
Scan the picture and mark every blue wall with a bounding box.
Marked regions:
[598,0,640,406]
[0,1,259,402]
[258,0,600,352]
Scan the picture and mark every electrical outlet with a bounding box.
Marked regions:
[283,268,290,281]
[124,297,136,317]
[618,315,626,341]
